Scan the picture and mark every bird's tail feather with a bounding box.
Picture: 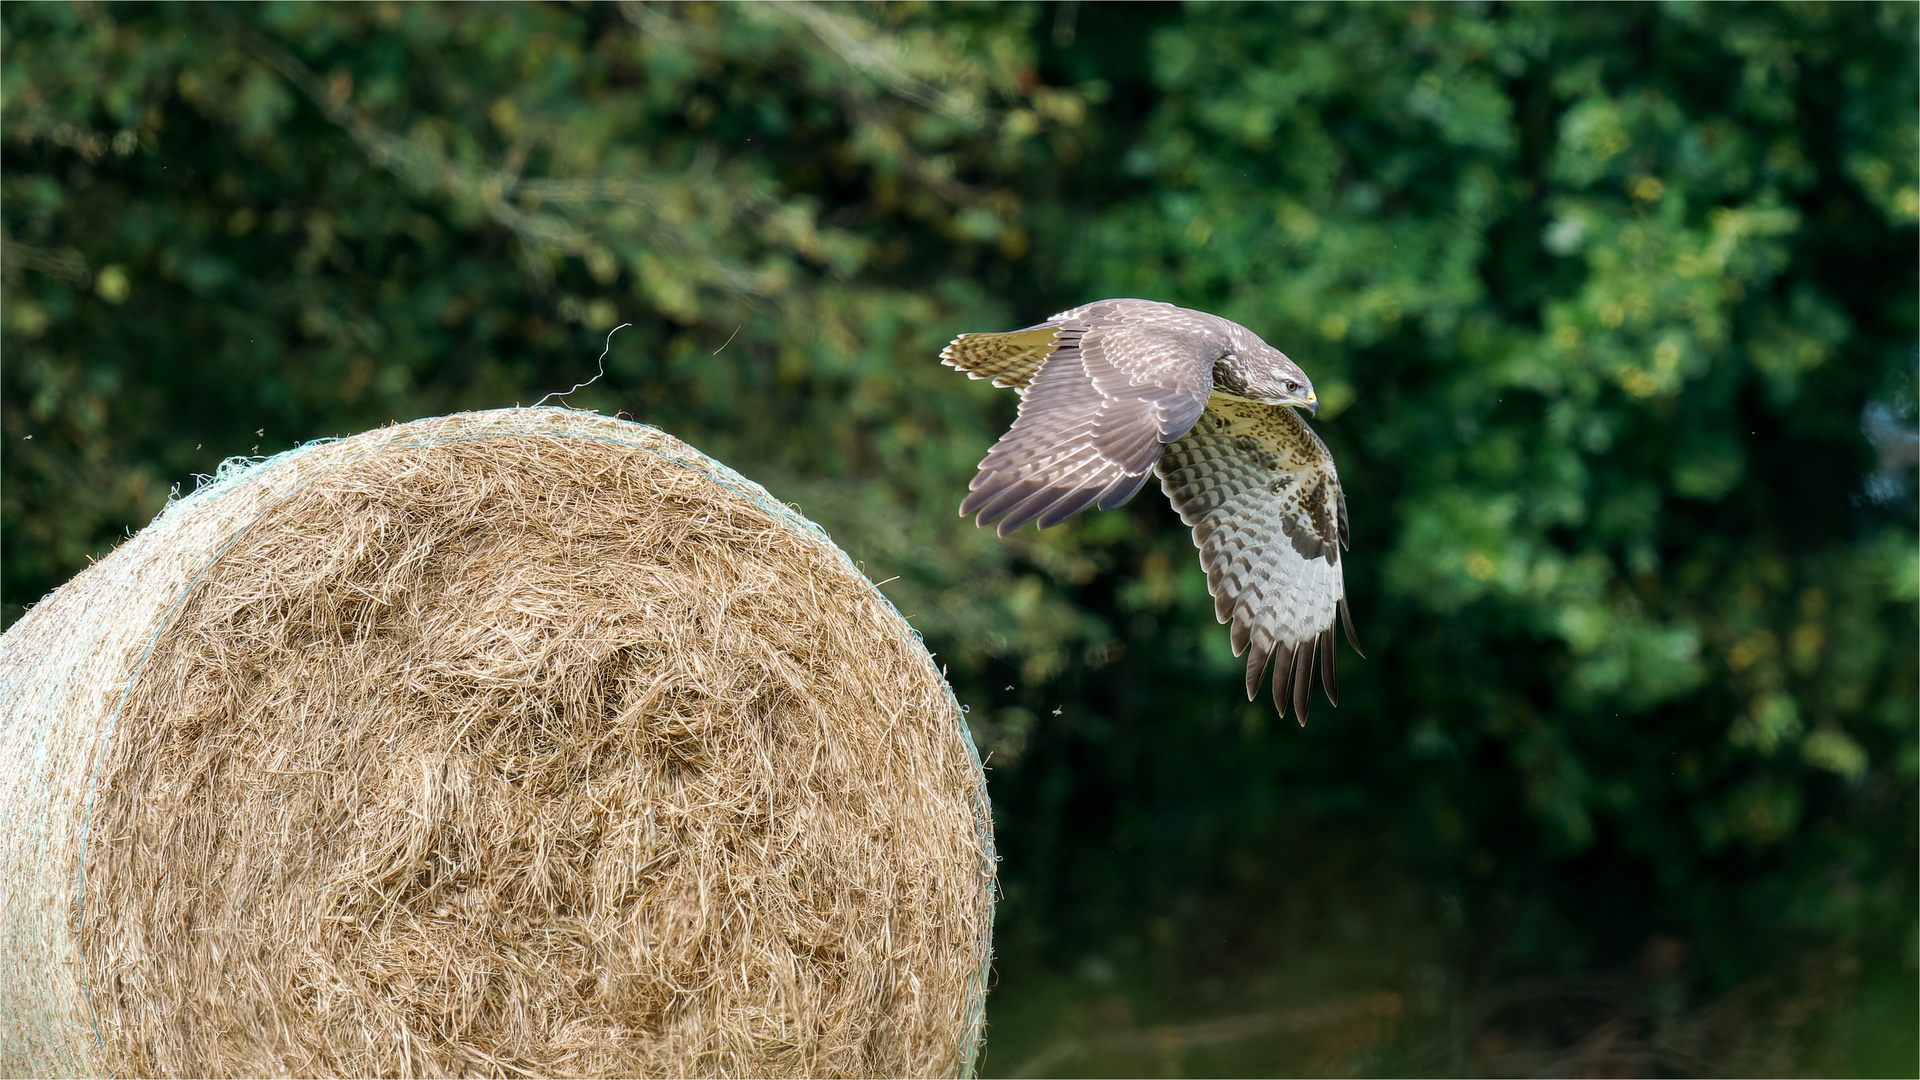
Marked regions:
[939,325,1062,390]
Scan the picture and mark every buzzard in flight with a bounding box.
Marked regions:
[941,298,1359,721]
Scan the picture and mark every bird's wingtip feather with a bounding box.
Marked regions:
[1339,598,1364,658]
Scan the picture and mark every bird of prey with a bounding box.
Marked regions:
[940,298,1359,721]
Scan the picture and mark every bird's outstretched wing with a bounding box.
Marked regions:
[1157,395,1360,722]
[950,305,1220,535]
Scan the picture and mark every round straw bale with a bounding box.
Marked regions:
[0,408,995,1078]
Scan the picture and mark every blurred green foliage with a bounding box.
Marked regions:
[4,2,1914,1074]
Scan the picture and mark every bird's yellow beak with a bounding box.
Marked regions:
[1276,388,1317,416]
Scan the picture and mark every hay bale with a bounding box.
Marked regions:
[0,408,995,1078]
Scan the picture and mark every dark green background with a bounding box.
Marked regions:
[5,3,1915,1074]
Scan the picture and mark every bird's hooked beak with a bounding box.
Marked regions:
[1275,387,1318,416]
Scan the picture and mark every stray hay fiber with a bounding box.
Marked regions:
[0,408,995,1078]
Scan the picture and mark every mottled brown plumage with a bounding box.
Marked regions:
[941,298,1360,720]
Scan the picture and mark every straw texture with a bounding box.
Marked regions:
[0,408,994,1078]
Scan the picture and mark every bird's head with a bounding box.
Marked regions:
[1216,337,1318,416]
[1261,361,1318,416]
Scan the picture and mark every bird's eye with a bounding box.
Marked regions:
[1285,380,1300,393]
